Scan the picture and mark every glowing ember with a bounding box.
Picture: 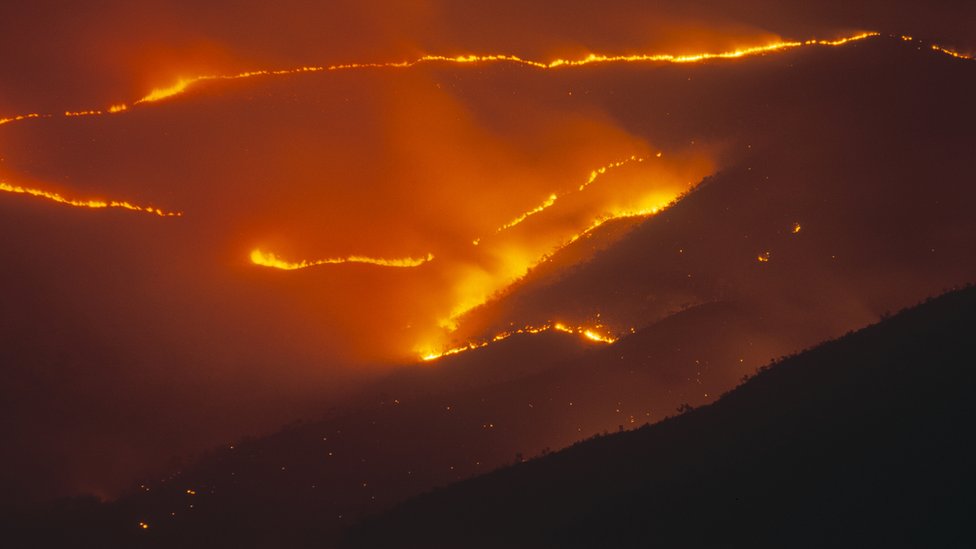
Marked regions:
[792,223,802,234]
[0,181,182,217]
[250,249,434,270]
[757,251,771,263]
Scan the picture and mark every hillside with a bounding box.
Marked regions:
[345,284,976,548]
[453,36,976,344]
[2,35,974,549]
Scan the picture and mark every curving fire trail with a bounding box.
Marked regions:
[250,248,434,270]
[0,32,897,131]
[2,31,972,134]
[0,180,182,217]
[420,321,617,361]
[490,155,648,237]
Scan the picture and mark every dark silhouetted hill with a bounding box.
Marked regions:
[344,284,976,549]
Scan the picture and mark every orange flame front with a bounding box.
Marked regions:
[0,181,182,217]
[250,249,434,270]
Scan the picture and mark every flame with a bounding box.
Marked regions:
[896,35,973,61]
[578,156,646,192]
[135,67,325,104]
[564,197,675,247]
[792,222,802,234]
[496,193,558,232]
[437,158,689,335]
[931,44,975,61]
[485,155,649,241]
[0,181,182,217]
[419,321,617,361]
[135,77,199,104]
[0,113,46,126]
[757,251,771,263]
[65,110,103,117]
[0,31,885,130]
[250,248,434,270]
[545,33,880,67]
[243,33,884,95]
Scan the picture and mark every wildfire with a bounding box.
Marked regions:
[0,113,46,126]
[579,156,646,192]
[135,67,325,105]
[565,200,674,247]
[0,32,889,130]
[896,35,973,61]
[0,181,182,217]
[249,248,434,270]
[420,321,617,361]
[931,44,975,61]
[489,155,648,238]
[143,33,883,106]
[497,193,558,232]
[545,33,880,68]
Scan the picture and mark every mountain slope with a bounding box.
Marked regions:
[344,284,976,549]
[3,36,974,549]
[454,37,976,343]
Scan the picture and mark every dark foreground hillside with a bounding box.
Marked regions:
[345,285,976,549]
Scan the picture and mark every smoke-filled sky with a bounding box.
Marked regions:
[1,0,974,502]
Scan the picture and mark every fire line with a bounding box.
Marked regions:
[0,32,894,129]
[0,180,182,217]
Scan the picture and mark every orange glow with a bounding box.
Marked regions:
[792,223,802,234]
[138,522,149,530]
[249,249,434,270]
[419,321,616,361]
[757,251,771,262]
[0,181,182,217]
